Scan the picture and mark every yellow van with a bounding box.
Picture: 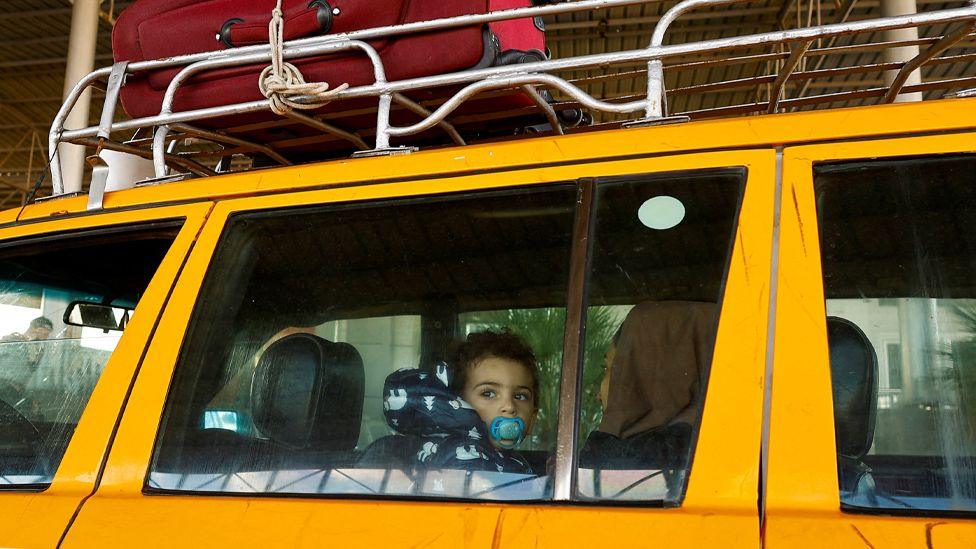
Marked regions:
[1,0,975,547]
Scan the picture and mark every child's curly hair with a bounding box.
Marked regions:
[448,330,539,407]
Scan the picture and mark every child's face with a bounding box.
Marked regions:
[461,356,537,449]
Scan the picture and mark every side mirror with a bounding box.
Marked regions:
[62,301,133,331]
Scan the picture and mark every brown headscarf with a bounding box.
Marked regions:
[598,301,718,440]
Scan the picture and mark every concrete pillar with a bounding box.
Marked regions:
[881,0,924,102]
[59,0,101,194]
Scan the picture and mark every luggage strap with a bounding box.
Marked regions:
[258,0,349,115]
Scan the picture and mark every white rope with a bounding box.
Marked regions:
[259,0,349,115]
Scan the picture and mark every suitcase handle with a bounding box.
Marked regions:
[219,1,334,48]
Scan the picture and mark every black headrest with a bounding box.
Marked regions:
[251,333,364,451]
[826,316,878,460]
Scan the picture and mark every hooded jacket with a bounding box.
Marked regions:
[382,364,532,474]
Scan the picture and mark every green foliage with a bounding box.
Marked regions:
[461,306,623,449]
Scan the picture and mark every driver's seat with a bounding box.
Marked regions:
[251,333,365,468]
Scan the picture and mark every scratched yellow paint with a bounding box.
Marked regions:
[765,133,976,549]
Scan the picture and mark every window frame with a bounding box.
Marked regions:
[570,166,748,504]
[71,149,773,547]
[767,133,976,547]
[148,181,580,501]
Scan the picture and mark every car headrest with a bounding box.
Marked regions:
[251,333,364,451]
[826,316,878,460]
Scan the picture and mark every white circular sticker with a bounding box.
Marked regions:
[638,195,685,230]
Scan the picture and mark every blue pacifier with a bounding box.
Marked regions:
[489,416,525,448]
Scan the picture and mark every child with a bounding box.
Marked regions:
[382,330,538,474]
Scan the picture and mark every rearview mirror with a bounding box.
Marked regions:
[63,301,133,331]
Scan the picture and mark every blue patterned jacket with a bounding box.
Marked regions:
[382,364,533,474]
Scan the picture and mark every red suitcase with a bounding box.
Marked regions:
[113,0,549,151]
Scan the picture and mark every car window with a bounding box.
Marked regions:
[576,168,745,502]
[817,154,976,514]
[149,185,577,500]
[0,227,176,487]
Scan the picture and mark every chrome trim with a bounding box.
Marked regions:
[552,180,595,501]
[391,93,466,146]
[98,62,129,141]
[85,155,108,211]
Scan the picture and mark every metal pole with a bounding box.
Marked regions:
[59,0,101,193]
[882,0,924,102]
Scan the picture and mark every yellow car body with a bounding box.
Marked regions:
[0,98,974,548]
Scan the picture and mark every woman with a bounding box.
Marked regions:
[581,300,717,474]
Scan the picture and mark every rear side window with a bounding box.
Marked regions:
[817,155,976,514]
[576,169,744,502]
[150,185,577,500]
[0,226,176,487]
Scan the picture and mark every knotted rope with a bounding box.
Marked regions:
[258,0,348,115]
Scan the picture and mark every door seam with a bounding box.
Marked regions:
[759,147,784,547]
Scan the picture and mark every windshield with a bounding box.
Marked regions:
[0,228,175,487]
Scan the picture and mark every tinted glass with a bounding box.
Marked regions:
[150,186,576,500]
[817,155,976,514]
[576,169,745,502]
[0,228,175,487]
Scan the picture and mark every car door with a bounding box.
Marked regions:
[0,202,212,548]
[62,147,773,548]
[767,132,976,548]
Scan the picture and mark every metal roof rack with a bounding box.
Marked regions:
[49,0,976,203]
